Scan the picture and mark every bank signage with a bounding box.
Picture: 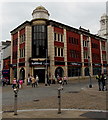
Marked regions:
[30,60,50,66]
[68,62,82,66]
[92,63,102,67]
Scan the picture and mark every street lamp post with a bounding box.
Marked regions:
[88,56,92,88]
[45,49,48,86]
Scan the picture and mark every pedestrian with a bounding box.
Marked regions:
[63,76,68,85]
[12,78,17,89]
[31,76,36,87]
[57,74,60,83]
[27,76,31,85]
[35,75,39,86]
[47,74,50,86]
[96,73,103,91]
[19,79,23,89]
[101,73,107,91]
[2,78,6,86]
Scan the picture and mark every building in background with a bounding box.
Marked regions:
[98,1,108,74]
[0,41,11,80]
[10,6,108,84]
[2,42,11,84]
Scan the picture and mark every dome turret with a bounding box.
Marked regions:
[32,6,50,20]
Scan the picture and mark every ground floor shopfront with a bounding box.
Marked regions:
[10,60,108,85]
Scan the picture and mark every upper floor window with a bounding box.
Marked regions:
[102,54,106,61]
[55,47,64,57]
[83,51,88,59]
[83,40,88,47]
[92,43,99,49]
[54,33,63,42]
[20,34,25,44]
[20,47,25,58]
[101,44,105,51]
[69,50,80,58]
[69,37,78,45]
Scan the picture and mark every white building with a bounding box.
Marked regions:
[98,1,108,73]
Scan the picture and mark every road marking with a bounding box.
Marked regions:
[15,108,108,113]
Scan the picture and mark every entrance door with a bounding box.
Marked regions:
[34,69,45,83]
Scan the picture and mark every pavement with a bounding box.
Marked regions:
[1,78,108,119]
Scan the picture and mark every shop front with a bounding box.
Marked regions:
[92,63,102,75]
[67,62,82,77]
[30,60,50,83]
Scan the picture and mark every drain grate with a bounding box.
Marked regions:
[68,91,79,93]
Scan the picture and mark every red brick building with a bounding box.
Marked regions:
[10,6,108,84]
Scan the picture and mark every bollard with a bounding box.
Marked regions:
[13,88,18,115]
[58,88,61,114]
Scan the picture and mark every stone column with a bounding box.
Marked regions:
[80,34,84,76]
[17,31,20,80]
[47,25,55,77]
[64,29,68,76]
[25,25,32,84]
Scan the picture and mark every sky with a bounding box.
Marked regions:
[0,0,107,41]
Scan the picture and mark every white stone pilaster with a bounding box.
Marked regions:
[80,34,84,76]
[64,29,67,76]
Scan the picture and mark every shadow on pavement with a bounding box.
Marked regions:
[80,111,107,119]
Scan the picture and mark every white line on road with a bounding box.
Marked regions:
[16,108,107,113]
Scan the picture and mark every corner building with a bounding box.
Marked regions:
[10,6,108,84]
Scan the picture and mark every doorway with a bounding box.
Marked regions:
[34,69,45,83]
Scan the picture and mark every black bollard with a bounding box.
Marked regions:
[58,88,61,114]
[14,88,18,115]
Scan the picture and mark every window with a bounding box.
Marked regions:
[92,43,98,49]
[68,37,78,45]
[20,48,25,58]
[83,40,88,47]
[54,33,56,41]
[69,50,80,58]
[101,44,105,51]
[32,25,47,58]
[61,34,63,42]
[84,51,88,59]
[20,34,25,43]
[102,54,106,61]
[58,34,60,41]
[61,48,63,57]
[55,47,57,56]
[55,47,64,57]
[58,48,60,56]
[54,33,63,42]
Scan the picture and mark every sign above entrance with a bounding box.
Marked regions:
[30,60,50,66]
[68,62,82,66]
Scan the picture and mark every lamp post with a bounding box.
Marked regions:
[45,49,48,86]
[88,56,92,88]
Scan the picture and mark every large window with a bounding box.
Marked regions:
[32,25,47,58]
[68,67,81,77]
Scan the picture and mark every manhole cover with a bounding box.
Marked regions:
[68,91,79,93]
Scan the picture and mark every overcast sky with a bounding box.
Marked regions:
[1,0,107,41]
